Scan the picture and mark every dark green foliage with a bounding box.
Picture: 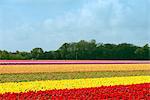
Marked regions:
[0,40,149,60]
[31,48,44,59]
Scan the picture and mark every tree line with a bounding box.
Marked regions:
[0,40,149,60]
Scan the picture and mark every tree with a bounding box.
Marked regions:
[31,48,44,59]
[135,44,150,59]
[0,50,10,59]
[58,43,70,59]
[42,51,55,60]
[0,40,149,60]
[114,43,137,59]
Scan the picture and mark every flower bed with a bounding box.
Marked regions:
[0,83,150,100]
[0,76,150,94]
[0,60,150,99]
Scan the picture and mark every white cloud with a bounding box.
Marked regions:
[42,0,128,34]
[0,0,149,51]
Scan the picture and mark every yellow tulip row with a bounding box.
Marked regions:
[1,64,150,74]
[0,76,150,94]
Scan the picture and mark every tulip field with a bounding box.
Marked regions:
[0,60,150,99]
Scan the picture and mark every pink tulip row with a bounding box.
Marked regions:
[0,60,149,65]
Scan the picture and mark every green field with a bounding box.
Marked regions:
[0,70,150,83]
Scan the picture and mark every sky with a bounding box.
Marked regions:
[0,0,149,51]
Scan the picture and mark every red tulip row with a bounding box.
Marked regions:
[0,83,150,100]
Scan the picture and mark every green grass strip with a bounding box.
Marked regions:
[0,70,150,83]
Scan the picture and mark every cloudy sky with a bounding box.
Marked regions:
[0,0,149,51]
